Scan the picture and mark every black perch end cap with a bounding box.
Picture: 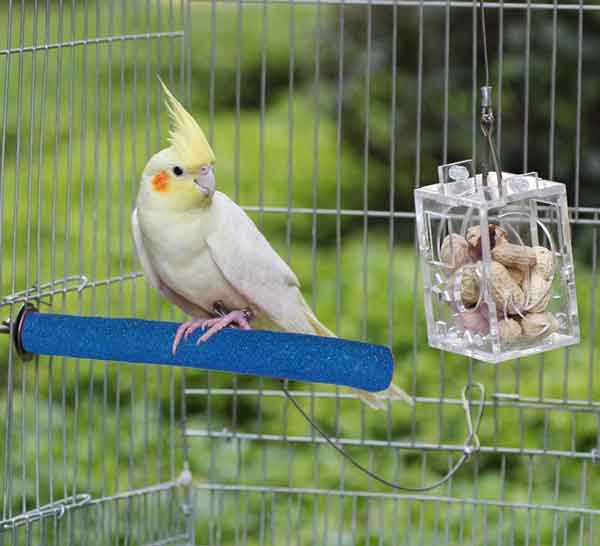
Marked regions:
[1,303,37,361]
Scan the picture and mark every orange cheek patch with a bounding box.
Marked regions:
[152,170,170,192]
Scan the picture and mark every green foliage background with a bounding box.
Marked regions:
[0,1,598,544]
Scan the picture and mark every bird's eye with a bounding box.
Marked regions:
[172,166,183,176]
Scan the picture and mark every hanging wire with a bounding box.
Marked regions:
[478,0,503,189]
[479,0,490,88]
[282,382,485,492]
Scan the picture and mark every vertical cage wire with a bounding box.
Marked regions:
[0,0,598,545]
[0,0,190,543]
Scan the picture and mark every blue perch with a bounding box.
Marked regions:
[19,311,394,392]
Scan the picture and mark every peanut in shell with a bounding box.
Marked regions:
[522,245,555,312]
[531,245,554,280]
[507,267,525,286]
[523,273,552,313]
[498,318,522,344]
[489,261,525,315]
[466,224,508,256]
[491,242,537,271]
[457,263,481,306]
[521,312,560,339]
[440,234,470,270]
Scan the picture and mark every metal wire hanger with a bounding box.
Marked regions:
[281,381,485,492]
[479,0,503,191]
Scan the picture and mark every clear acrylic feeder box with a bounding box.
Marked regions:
[415,161,580,363]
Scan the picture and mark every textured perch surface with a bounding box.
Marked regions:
[19,311,394,392]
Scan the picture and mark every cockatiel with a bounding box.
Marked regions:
[132,81,412,410]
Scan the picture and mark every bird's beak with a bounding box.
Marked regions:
[194,166,215,199]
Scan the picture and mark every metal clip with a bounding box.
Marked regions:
[480,86,503,194]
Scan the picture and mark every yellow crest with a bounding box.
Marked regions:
[159,78,215,167]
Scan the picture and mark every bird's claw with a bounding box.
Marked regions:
[171,309,253,355]
[196,310,251,344]
[171,317,207,355]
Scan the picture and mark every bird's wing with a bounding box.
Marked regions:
[206,197,409,409]
[205,193,304,326]
[132,207,161,290]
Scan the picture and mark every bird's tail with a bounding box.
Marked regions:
[302,303,413,410]
[303,305,336,337]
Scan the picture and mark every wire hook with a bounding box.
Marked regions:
[0,494,91,530]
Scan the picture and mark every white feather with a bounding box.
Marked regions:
[132,207,160,290]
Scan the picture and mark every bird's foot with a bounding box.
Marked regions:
[171,305,253,355]
[196,309,252,344]
[172,317,207,355]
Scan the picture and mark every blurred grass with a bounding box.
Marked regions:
[0,1,599,544]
